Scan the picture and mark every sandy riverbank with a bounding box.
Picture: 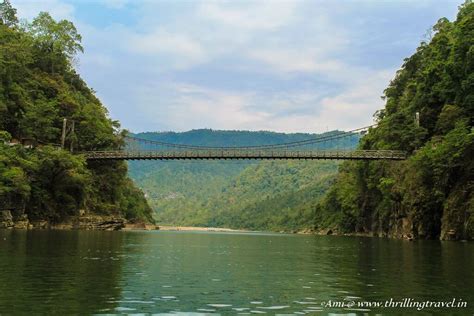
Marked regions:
[156,225,250,232]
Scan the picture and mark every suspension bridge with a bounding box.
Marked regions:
[81,125,407,161]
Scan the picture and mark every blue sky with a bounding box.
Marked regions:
[12,0,463,133]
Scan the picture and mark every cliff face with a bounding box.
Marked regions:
[0,209,128,231]
[314,2,474,241]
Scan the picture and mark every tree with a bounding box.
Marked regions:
[0,130,11,142]
[0,3,154,224]
[315,1,474,240]
[28,12,83,73]
[20,99,60,142]
[0,0,18,27]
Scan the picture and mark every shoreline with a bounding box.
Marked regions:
[1,224,471,241]
[1,211,470,241]
[154,225,251,233]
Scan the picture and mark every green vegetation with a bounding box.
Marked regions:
[0,1,153,223]
[2,0,470,240]
[129,130,359,231]
[314,1,474,240]
[130,2,473,240]
[200,160,338,231]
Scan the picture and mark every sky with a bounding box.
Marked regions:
[11,0,464,133]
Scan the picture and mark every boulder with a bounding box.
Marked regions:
[74,215,125,230]
[13,214,30,229]
[0,210,14,229]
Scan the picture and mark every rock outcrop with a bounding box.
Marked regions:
[1,213,127,231]
[0,210,14,228]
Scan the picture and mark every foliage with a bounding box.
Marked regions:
[201,161,338,231]
[0,0,17,27]
[316,1,474,240]
[128,130,358,231]
[0,3,153,223]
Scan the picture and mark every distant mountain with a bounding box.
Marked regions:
[133,129,358,149]
[128,129,360,231]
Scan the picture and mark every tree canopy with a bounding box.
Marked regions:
[316,1,474,240]
[0,3,153,224]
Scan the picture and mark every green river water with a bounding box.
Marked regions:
[0,230,472,315]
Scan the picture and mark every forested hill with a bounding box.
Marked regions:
[134,129,358,148]
[128,130,359,231]
[315,1,474,240]
[0,2,153,224]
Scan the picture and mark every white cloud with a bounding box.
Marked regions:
[101,0,128,10]
[129,66,392,133]
[198,1,300,31]
[108,0,350,75]
[128,29,208,69]
[12,0,74,21]
[11,0,457,133]
[134,83,265,131]
[248,49,345,74]
[317,69,394,130]
[83,52,114,69]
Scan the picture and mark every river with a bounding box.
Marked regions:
[0,230,472,315]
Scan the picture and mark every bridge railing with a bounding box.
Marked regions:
[81,149,407,160]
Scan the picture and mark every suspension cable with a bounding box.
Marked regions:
[124,125,375,150]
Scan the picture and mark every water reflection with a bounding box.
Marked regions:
[0,230,472,315]
[0,230,124,314]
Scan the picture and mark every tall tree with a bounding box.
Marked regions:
[0,0,18,27]
[28,12,83,73]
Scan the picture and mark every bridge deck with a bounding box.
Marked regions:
[82,149,407,161]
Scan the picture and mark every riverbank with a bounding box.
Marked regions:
[0,210,156,231]
[0,210,245,233]
[1,210,470,241]
[156,225,250,233]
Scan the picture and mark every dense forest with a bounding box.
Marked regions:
[314,1,473,240]
[128,130,359,231]
[0,1,153,226]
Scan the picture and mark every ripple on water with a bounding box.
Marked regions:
[162,296,177,299]
[305,306,323,310]
[115,300,155,304]
[293,301,316,305]
[256,306,289,310]
[347,308,372,312]
[233,307,250,311]
[115,307,136,312]
[163,313,219,316]
[197,308,216,312]
[207,304,232,308]
[304,309,323,313]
